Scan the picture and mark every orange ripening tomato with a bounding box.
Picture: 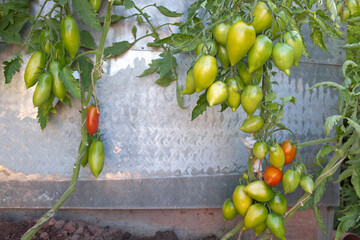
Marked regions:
[264,165,283,186]
[281,140,296,165]
[86,106,99,135]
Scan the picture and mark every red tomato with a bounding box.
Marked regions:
[86,106,99,135]
[281,140,296,165]
[264,165,283,186]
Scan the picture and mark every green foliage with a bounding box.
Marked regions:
[3,54,23,84]
[192,91,208,120]
[60,67,81,99]
[72,0,101,31]
[80,30,95,49]
[104,41,133,57]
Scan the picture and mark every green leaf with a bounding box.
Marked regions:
[157,51,177,78]
[155,72,175,87]
[309,81,346,91]
[335,207,360,240]
[220,102,228,112]
[78,56,93,89]
[335,167,352,183]
[98,15,126,23]
[139,58,162,77]
[60,67,81,99]
[342,60,358,77]
[192,91,209,120]
[0,12,30,44]
[136,15,145,23]
[351,171,360,198]
[310,22,327,51]
[124,0,135,9]
[58,0,68,6]
[281,96,296,106]
[264,91,276,102]
[155,5,183,17]
[325,0,338,22]
[341,42,360,51]
[314,177,329,206]
[131,25,137,39]
[313,206,327,237]
[345,118,360,136]
[72,0,101,31]
[36,97,55,130]
[104,41,134,58]
[176,80,187,109]
[3,54,22,84]
[80,30,95,49]
[148,33,200,52]
[113,0,123,5]
[324,115,342,137]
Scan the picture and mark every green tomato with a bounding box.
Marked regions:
[206,81,228,107]
[182,68,195,95]
[254,222,267,236]
[61,16,80,59]
[269,192,287,215]
[237,61,263,85]
[213,22,231,46]
[247,35,273,73]
[283,31,303,67]
[232,185,253,217]
[269,144,285,169]
[252,2,273,34]
[241,85,263,118]
[272,42,294,76]
[244,203,268,229]
[89,0,101,12]
[300,175,315,193]
[39,30,51,54]
[244,180,275,202]
[282,169,300,194]
[24,51,46,89]
[227,21,256,66]
[347,0,359,15]
[341,7,350,23]
[253,141,268,159]
[49,61,66,101]
[222,198,238,220]
[89,140,105,178]
[239,116,264,133]
[226,79,241,112]
[33,72,53,107]
[266,213,286,240]
[195,40,218,56]
[295,162,307,176]
[217,45,230,69]
[193,55,218,92]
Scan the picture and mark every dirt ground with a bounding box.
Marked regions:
[0,217,218,240]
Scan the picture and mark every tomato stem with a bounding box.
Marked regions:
[297,136,338,149]
[219,221,244,240]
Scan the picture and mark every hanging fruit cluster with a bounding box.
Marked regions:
[336,0,360,23]
[223,139,315,238]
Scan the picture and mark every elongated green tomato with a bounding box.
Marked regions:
[272,43,294,76]
[226,80,241,112]
[269,144,285,169]
[244,203,268,229]
[341,7,350,23]
[217,45,230,69]
[269,192,287,215]
[266,213,287,240]
[207,81,228,107]
[33,72,53,107]
[252,2,273,34]
[248,35,273,73]
[213,22,230,46]
[24,51,46,89]
[49,61,66,101]
[241,85,263,118]
[283,31,303,67]
[282,169,300,194]
[244,180,274,202]
[300,175,315,193]
[89,140,105,178]
[39,30,51,54]
[237,61,263,85]
[182,69,195,95]
[61,16,80,59]
[195,40,218,56]
[239,116,264,133]
[193,55,218,92]
[337,3,343,15]
[232,185,253,217]
[227,21,256,66]
[222,198,238,220]
[253,142,268,159]
[271,11,288,40]
[254,222,267,236]
[347,0,358,15]
[89,0,101,12]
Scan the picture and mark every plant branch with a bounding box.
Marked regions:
[298,136,338,149]
[220,221,244,240]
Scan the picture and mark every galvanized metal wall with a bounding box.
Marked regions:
[0,0,345,238]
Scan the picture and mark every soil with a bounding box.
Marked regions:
[0,217,218,240]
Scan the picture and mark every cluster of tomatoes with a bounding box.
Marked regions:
[222,139,315,238]
[23,0,105,178]
[337,0,360,23]
[182,2,303,133]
